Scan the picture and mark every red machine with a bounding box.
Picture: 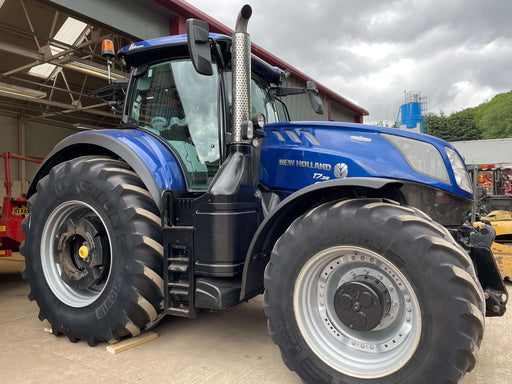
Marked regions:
[0,152,41,257]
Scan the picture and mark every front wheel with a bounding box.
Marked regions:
[264,199,485,384]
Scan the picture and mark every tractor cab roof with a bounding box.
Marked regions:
[118,33,284,85]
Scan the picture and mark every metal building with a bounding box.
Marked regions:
[451,138,512,165]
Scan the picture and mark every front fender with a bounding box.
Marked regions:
[27,129,186,211]
[240,178,405,300]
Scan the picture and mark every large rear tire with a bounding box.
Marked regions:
[21,156,164,345]
[264,198,485,384]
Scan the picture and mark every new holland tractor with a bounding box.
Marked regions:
[21,5,507,384]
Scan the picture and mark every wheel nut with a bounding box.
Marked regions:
[78,245,89,259]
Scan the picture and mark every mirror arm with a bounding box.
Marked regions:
[211,38,225,70]
[270,86,308,97]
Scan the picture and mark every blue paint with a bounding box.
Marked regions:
[69,129,186,190]
[260,121,472,201]
[118,34,229,53]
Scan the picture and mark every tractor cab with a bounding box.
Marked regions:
[116,34,283,191]
[115,33,321,192]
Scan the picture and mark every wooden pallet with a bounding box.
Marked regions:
[43,326,159,354]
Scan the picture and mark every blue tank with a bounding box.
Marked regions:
[398,91,425,133]
[400,102,422,129]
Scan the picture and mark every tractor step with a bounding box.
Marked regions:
[167,306,191,316]
[168,258,188,273]
[163,226,196,318]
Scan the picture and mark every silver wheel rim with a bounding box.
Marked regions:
[41,200,113,308]
[294,246,421,379]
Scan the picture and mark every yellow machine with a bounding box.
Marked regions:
[475,210,512,280]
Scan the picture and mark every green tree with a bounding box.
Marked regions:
[425,109,482,141]
[447,108,482,141]
[414,90,512,140]
[475,92,512,139]
[425,111,451,140]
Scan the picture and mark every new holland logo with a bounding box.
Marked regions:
[334,163,348,179]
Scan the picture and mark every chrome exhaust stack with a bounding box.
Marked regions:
[207,4,257,197]
[231,4,252,143]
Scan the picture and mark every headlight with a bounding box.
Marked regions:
[445,146,473,193]
[382,134,450,183]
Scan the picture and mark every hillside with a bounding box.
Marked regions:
[425,90,512,141]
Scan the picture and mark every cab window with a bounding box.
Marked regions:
[226,72,280,127]
[251,76,278,124]
[129,60,220,191]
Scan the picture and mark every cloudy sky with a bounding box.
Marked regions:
[187,0,512,124]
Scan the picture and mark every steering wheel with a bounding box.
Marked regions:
[151,116,167,130]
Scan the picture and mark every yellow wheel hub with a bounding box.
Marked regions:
[78,245,89,259]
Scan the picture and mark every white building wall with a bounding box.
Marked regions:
[451,138,512,165]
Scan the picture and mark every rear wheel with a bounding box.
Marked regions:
[21,156,164,345]
[264,198,485,384]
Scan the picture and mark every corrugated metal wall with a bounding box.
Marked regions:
[0,113,79,201]
[451,138,512,165]
[282,76,356,122]
[330,101,357,122]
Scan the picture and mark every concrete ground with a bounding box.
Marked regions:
[1,254,510,384]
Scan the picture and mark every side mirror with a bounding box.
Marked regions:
[186,19,213,76]
[306,81,324,115]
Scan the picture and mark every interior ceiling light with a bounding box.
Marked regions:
[73,123,99,130]
[29,17,88,79]
[64,58,126,80]
[0,81,47,99]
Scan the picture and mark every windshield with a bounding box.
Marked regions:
[129,60,220,191]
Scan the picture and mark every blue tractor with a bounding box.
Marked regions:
[21,5,506,384]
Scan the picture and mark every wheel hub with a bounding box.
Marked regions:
[333,275,391,331]
[54,217,109,290]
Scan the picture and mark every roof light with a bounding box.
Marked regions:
[101,39,115,59]
[28,17,88,79]
[64,58,125,80]
[73,123,98,130]
[0,81,47,99]
[29,46,63,79]
[54,17,88,46]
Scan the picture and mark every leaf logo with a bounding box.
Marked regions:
[334,163,348,179]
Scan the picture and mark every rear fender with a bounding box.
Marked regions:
[240,178,405,300]
[27,129,186,211]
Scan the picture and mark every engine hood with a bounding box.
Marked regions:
[259,121,473,200]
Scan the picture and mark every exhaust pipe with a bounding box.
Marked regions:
[208,4,255,198]
[232,4,252,143]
